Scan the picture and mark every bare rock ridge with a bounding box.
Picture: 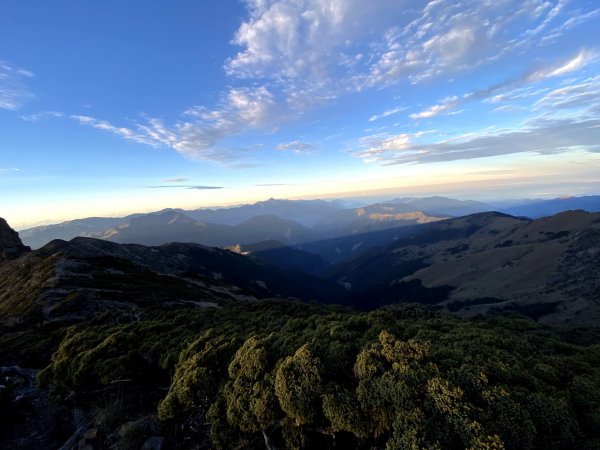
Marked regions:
[0,217,30,260]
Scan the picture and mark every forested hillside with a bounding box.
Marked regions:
[2,301,600,449]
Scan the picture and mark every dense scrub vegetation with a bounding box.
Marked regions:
[22,301,599,449]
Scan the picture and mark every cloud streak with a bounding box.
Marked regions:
[276,141,316,153]
[162,177,190,183]
[67,87,279,167]
[0,167,19,174]
[368,106,408,122]
[0,62,34,110]
[409,49,597,120]
[145,185,223,190]
[357,117,600,165]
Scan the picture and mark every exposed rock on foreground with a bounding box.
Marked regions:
[0,217,30,261]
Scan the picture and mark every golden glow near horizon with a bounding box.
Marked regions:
[5,150,599,229]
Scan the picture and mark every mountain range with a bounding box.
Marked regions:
[4,206,600,325]
[500,195,600,218]
[18,195,600,251]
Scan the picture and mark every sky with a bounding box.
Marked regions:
[1,0,600,228]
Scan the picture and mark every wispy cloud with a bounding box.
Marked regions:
[0,62,34,110]
[0,167,19,174]
[410,49,596,119]
[527,49,595,82]
[70,114,173,148]
[368,106,408,122]
[162,177,190,183]
[410,96,460,120]
[21,111,64,121]
[533,75,600,112]
[253,183,291,187]
[356,117,600,165]
[67,96,274,167]
[187,186,224,190]
[276,141,316,153]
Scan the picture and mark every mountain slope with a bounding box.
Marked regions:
[98,210,234,246]
[328,210,600,324]
[19,216,128,249]
[182,197,340,226]
[233,214,315,245]
[228,240,330,275]
[38,236,343,303]
[315,203,446,236]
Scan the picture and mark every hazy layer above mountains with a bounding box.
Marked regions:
[18,195,600,250]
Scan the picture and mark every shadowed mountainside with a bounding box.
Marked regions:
[328,210,600,324]
[228,240,330,275]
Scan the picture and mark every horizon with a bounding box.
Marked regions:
[11,190,600,231]
[2,1,600,228]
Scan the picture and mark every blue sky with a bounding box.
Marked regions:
[1,0,600,227]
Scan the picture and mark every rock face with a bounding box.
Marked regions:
[0,217,30,260]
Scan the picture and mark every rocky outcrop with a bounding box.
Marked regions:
[0,218,30,260]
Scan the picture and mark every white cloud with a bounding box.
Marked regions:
[68,86,282,166]
[528,50,595,82]
[226,0,402,81]
[0,62,34,110]
[410,96,459,120]
[173,86,280,163]
[357,131,432,163]
[70,114,173,148]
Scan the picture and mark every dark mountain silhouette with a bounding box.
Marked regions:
[0,217,30,261]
